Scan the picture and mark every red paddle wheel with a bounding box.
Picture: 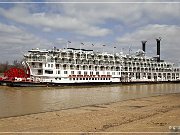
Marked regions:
[4,67,30,80]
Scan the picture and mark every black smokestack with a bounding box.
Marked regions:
[141,41,147,52]
[156,37,161,62]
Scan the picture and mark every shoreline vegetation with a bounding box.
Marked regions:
[0,93,179,133]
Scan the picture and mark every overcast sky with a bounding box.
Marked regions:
[0,0,180,63]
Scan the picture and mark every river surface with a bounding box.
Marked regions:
[0,83,180,118]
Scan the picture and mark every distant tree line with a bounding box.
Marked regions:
[0,60,23,73]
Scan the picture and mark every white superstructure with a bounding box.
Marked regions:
[24,40,180,84]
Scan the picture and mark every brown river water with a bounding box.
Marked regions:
[0,83,180,118]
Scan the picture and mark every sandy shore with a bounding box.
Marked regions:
[0,93,180,134]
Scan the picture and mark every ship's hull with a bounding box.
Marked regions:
[0,80,119,87]
[0,81,47,87]
[1,80,180,87]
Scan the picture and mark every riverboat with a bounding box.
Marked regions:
[1,38,180,86]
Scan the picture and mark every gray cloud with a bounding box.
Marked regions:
[2,3,179,38]
[60,2,180,26]
[0,3,179,37]
[0,22,48,63]
[0,5,112,37]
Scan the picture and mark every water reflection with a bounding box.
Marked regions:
[0,83,180,118]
